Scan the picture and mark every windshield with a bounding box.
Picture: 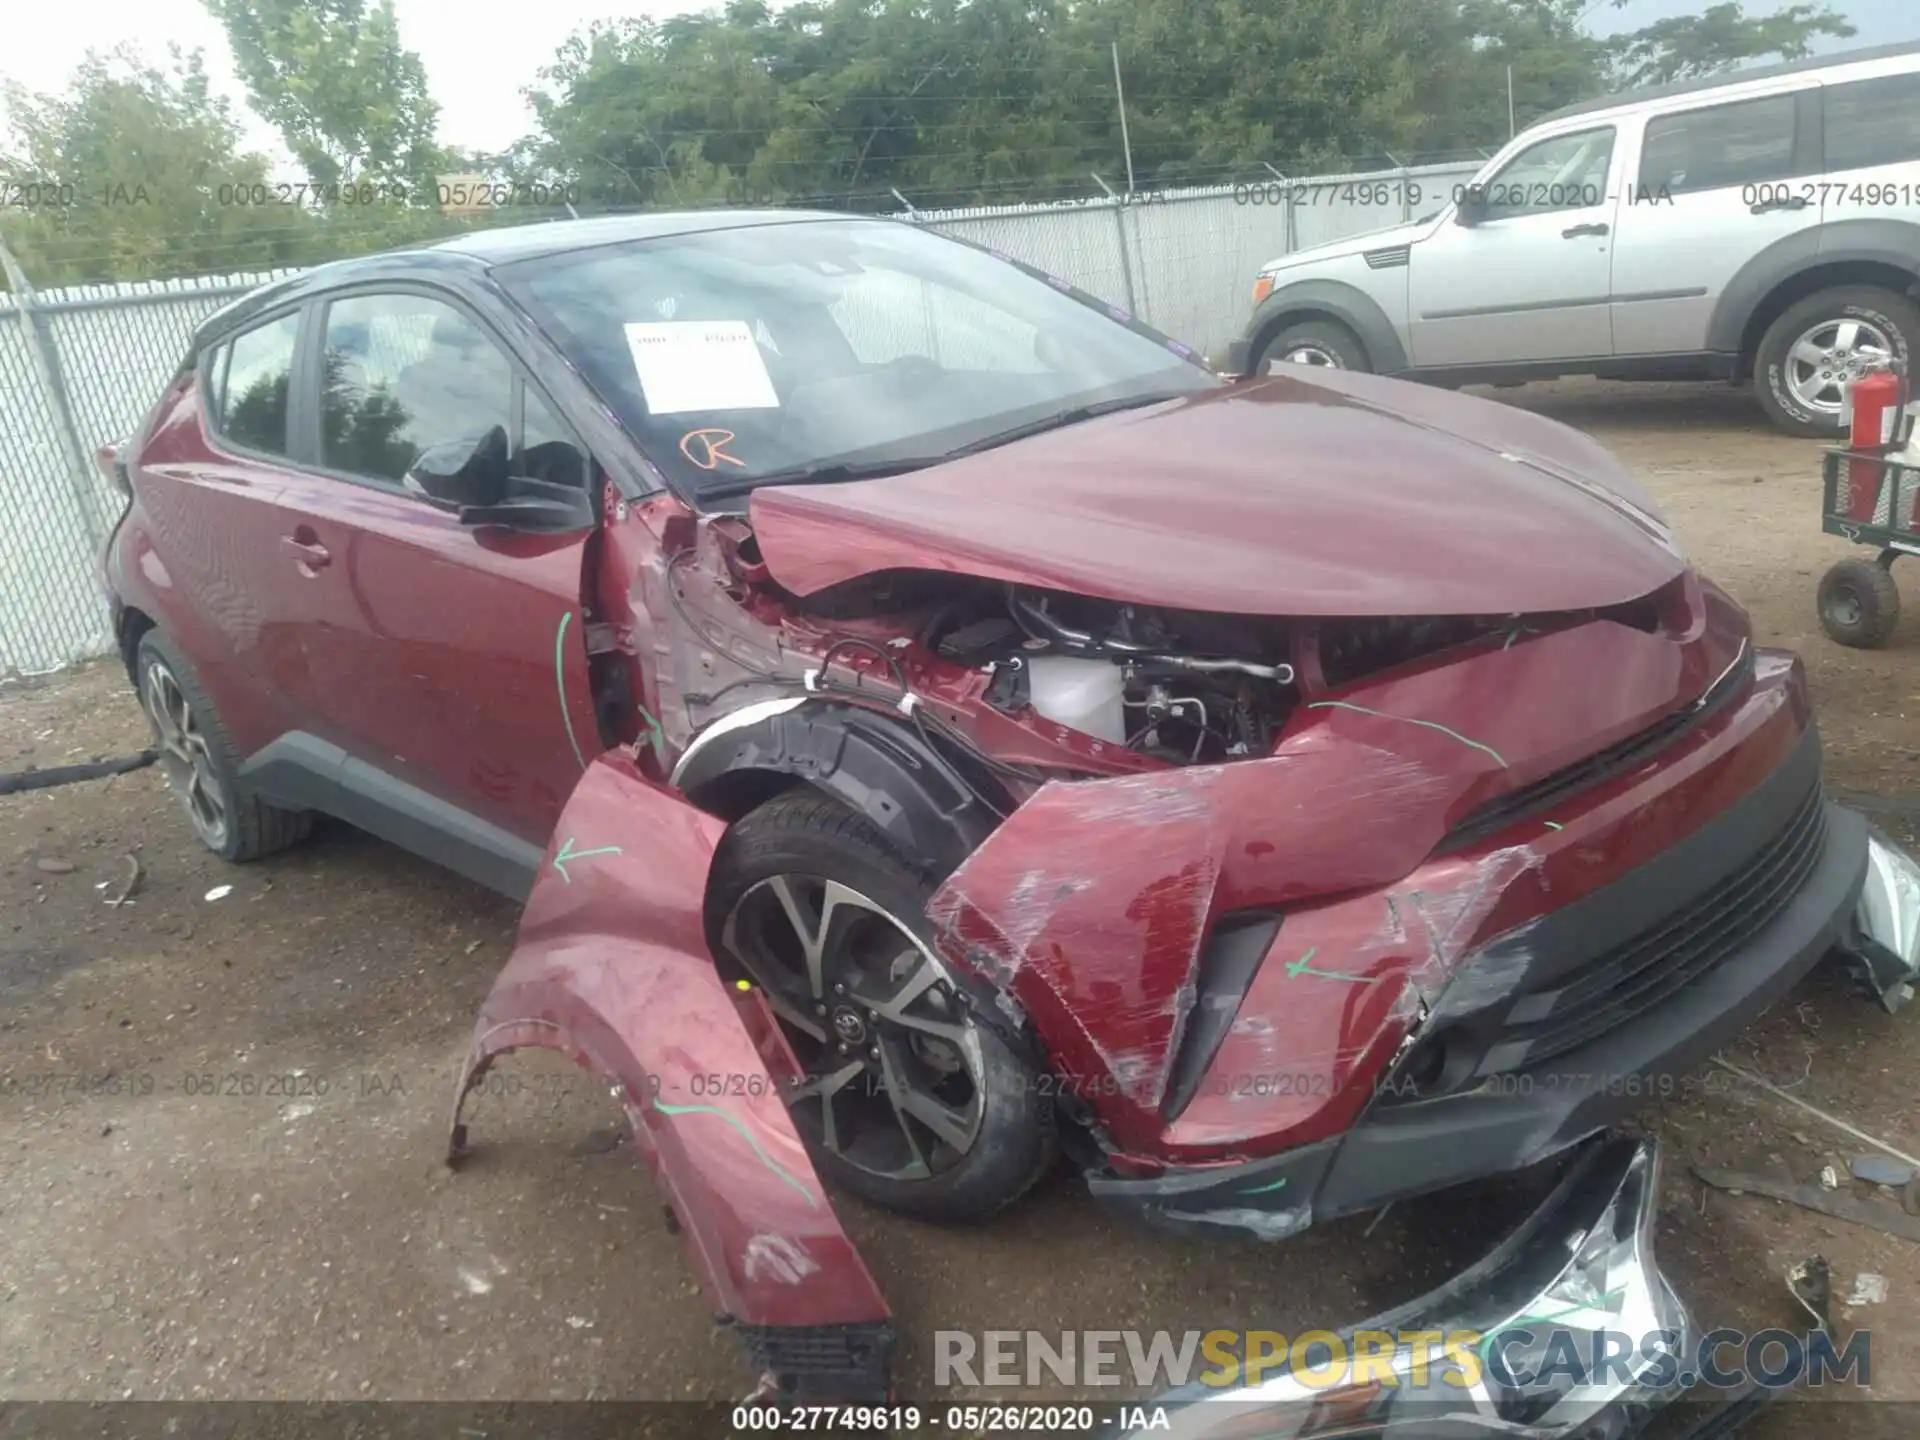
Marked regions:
[495,217,1219,499]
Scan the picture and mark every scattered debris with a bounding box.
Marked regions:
[1845,1273,1888,1306]
[1788,1256,1832,1333]
[1709,1056,1920,1169]
[564,1315,594,1330]
[34,858,76,875]
[204,885,233,902]
[1819,1165,1839,1190]
[1850,1155,1914,1188]
[464,939,483,955]
[102,854,142,908]
[1694,1164,1920,1243]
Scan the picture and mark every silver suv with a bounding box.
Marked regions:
[1231,41,1920,436]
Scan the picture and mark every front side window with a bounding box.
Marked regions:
[213,311,301,456]
[1480,127,1616,218]
[319,293,515,484]
[1824,72,1920,171]
[496,217,1217,500]
[1638,94,1798,195]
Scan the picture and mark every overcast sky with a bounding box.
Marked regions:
[1,0,1913,171]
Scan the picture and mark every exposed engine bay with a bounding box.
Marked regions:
[636,514,1680,789]
[932,586,1302,763]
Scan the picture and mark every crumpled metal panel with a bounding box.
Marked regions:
[927,607,1757,1157]
[447,750,889,1334]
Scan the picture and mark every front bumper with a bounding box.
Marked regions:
[1118,1134,1695,1439]
[1092,726,1871,1235]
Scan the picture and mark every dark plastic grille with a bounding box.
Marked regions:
[1487,780,1826,1071]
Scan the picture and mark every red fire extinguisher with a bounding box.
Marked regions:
[1845,364,1907,524]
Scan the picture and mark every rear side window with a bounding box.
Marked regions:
[211,311,300,456]
[1824,72,1920,171]
[1639,94,1798,195]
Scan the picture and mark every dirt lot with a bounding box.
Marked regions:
[5,378,1920,1435]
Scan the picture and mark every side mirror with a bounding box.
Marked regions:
[403,428,511,511]
[1455,185,1489,226]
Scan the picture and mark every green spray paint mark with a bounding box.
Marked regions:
[1283,946,1375,985]
[635,701,666,758]
[1477,1289,1626,1364]
[653,1097,819,1208]
[552,835,623,883]
[1240,1175,1290,1196]
[555,611,588,773]
[1307,700,1508,768]
[1543,821,1564,831]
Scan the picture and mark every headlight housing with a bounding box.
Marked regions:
[1125,1136,1692,1439]
[1838,825,1920,1012]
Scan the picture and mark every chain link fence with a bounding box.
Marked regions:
[0,157,1482,679]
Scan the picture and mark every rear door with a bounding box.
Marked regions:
[1815,64,1920,249]
[1406,123,1621,367]
[268,286,602,847]
[1608,84,1823,357]
[134,306,314,757]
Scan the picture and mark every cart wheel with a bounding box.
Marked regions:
[1818,557,1901,649]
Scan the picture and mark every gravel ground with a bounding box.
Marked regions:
[4,378,1920,1436]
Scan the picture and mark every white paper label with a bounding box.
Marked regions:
[623,321,779,414]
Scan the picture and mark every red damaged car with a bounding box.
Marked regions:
[103,212,1918,1404]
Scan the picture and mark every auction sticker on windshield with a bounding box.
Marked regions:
[623,320,780,413]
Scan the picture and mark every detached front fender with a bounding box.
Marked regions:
[448,749,891,1398]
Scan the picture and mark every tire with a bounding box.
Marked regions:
[1755,286,1920,439]
[1253,318,1370,376]
[134,631,314,862]
[1818,557,1901,649]
[706,789,1057,1223]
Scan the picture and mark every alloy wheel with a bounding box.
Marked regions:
[142,658,230,850]
[720,875,985,1181]
[1785,316,1895,417]
[1277,342,1342,368]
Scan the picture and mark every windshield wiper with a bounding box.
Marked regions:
[947,391,1188,459]
[699,457,941,501]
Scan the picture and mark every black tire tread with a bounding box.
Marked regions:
[1818,557,1901,649]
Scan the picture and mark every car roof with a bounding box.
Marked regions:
[188,207,886,353]
[1536,39,1920,127]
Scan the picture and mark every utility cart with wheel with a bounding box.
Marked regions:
[1818,446,1920,648]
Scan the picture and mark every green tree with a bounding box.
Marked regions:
[202,0,446,195]
[0,45,322,286]
[1605,1,1856,88]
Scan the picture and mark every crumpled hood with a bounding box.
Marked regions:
[750,367,1686,618]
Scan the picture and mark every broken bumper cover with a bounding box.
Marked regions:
[1829,824,1920,1012]
[1118,1135,1691,1439]
[1091,736,1868,1236]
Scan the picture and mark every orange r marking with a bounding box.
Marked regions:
[679,428,745,471]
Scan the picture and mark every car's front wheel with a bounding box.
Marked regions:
[1755,286,1919,438]
[707,790,1057,1222]
[1253,318,1370,375]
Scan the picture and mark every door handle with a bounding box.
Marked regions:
[1561,223,1610,238]
[1749,196,1811,214]
[280,535,332,570]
